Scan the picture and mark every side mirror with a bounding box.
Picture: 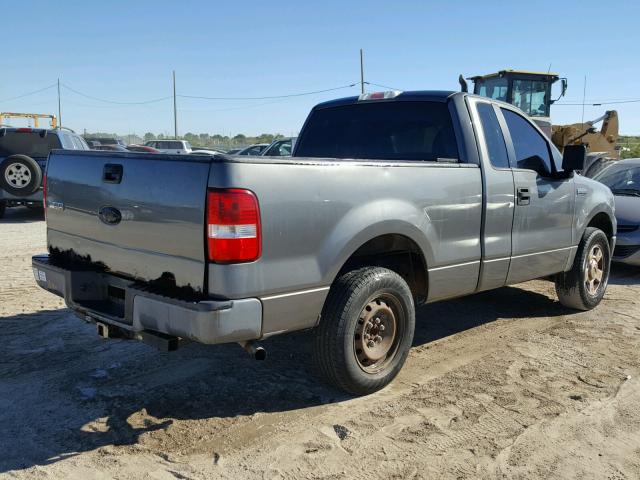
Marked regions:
[551,77,568,104]
[562,144,587,172]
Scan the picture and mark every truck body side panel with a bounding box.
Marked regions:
[207,158,483,334]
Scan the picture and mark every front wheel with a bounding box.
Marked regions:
[313,267,415,395]
[555,227,611,310]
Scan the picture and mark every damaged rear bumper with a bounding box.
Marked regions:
[31,255,262,345]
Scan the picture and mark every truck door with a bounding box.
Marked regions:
[498,107,575,284]
[468,98,516,291]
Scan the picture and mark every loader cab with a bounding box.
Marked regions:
[469,70,566,138]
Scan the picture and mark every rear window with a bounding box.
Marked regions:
[156,141,183,149]
[0,132,62,157]
[295,101,458,161]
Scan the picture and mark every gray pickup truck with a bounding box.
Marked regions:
[33,90,616,395]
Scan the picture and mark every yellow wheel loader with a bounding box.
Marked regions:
[466,70,619,174]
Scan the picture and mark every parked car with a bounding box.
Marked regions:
[190,150,224,156]
[188,147,220,153]
[0,127,89,217]
[592,158,640,265]
[126,145,160,154]
[261,137,297,157]
[33,90,615,395]
[93,145,129,152]
[144,140,192,154]
[236,143,269,155]
[84,137,126,147]
[226,148,242,155]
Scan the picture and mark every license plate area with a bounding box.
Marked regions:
[70,273,130,322]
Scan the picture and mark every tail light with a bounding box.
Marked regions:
[358,90,402,101]
[207,189,261,263]
[42,174,47,219]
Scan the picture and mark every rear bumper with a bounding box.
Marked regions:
[31,255,262,344]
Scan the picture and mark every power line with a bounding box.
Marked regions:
[0,83,57,103]
[364,81,402,91]
[177,83,358,101]
[555,98,640,106]
[178,97,294,114]
[62,83,172,105]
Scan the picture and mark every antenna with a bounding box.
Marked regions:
[581,75,587,125]
[360,49,365,94]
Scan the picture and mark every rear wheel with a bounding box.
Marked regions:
[555,227,610,310]
[0,155,43,197]
[313,267,415,395]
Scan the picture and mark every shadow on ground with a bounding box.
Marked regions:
[609,263,640,285]
[0,285,576,473]
[0,205,44,224]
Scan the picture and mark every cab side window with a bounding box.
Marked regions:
[501,108,552,172]
[477,103,509,169]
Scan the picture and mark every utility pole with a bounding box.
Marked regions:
[360,49,365,94]
[57,78,62,129]
[173,70,178,139]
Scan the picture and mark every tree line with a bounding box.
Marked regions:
[84,131,287,149]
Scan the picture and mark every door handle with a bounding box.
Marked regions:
[103,164,123,184]
[517,187,530,206]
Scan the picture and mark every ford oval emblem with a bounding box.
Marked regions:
[98,206,122,225]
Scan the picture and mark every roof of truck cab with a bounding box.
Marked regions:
[313,90,458,110]
[468,69,560,80]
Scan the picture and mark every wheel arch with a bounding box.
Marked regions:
[585,210,615,240]
[326,228,431,303]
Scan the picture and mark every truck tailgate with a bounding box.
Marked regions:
[45,150,211,292]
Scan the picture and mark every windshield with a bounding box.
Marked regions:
[475,77,508,101]
[0,131,62,157]
[296,101,458,161]
[264,139,292,156]
[512,80,549,117]
[597,166,640,195]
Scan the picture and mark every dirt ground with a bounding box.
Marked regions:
[1,206,639,480]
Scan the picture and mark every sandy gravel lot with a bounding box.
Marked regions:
[1,206,639,479]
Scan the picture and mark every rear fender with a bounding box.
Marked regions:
[317,199,434,285]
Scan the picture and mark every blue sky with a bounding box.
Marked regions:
[2,0,639,136]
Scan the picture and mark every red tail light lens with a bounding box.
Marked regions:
[207,189,261,263]
[42,174,47,219]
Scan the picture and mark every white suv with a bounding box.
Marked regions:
[144,140,192,154]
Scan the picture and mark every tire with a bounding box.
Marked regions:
[0,201,5,219]
[0,155,43,197]
[555,227,611,310]
[313,267,415,395]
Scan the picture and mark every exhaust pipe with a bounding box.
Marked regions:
[239,341,266,361]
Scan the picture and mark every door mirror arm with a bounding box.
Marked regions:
[519,155,553,177]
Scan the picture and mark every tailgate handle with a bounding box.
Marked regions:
[103,164,123,184]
